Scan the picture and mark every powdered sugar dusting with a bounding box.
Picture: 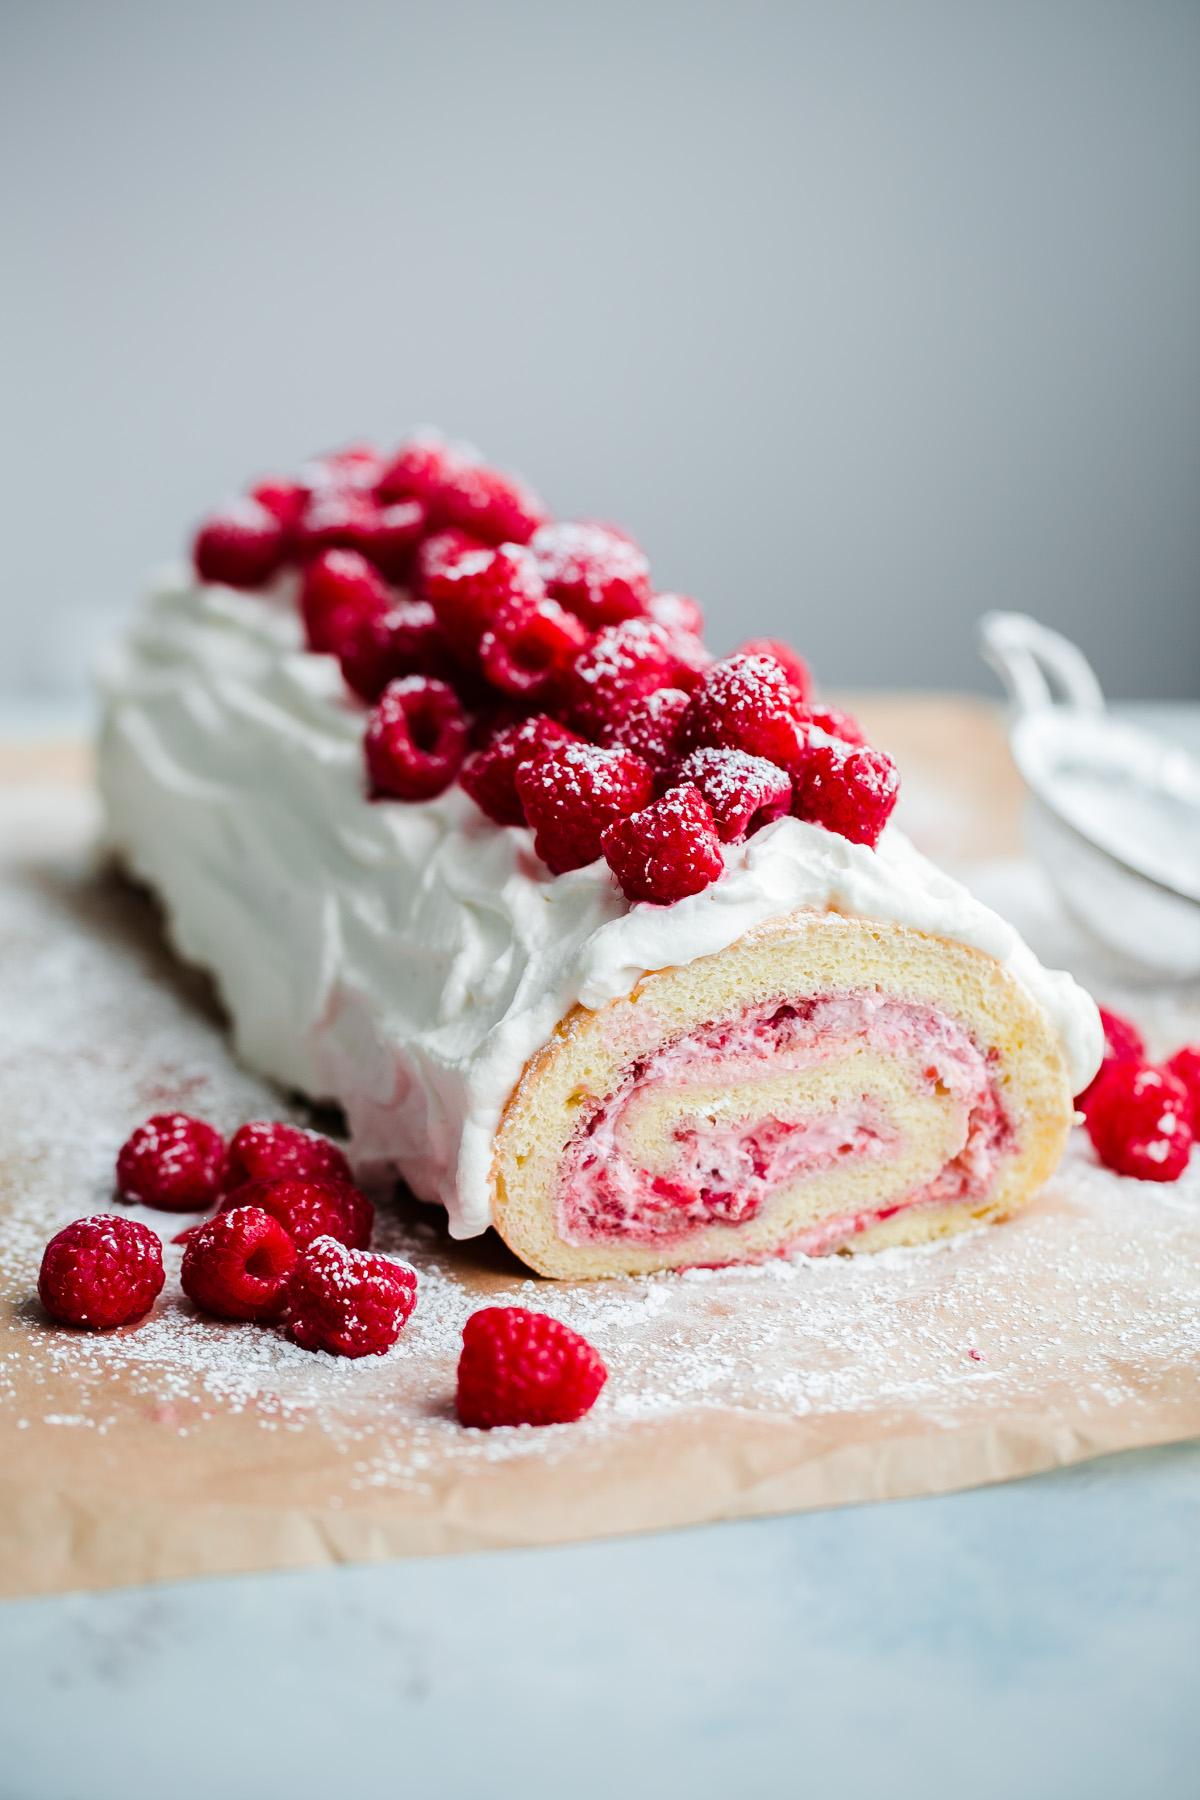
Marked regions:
[2,798,1199,1505]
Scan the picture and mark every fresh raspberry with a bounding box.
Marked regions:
[735,638,813,704]
[288,1237,418,1358]
[375,433,465,504]
[1086,1062,1194,1182]
[413,526,491,599]
[647,591,705,639]
[564,619,679,739]
[219,1176,373,1251]
[249,477,308,536]
[681,653,808,766]
[468,699,541,751]
[673,747,793,842]
[1076,1007,1147,1115]
[436,461,549,547]
[365,675,468,801]
[193,499,287,590]
[116,1112,227,1212]
[601,784,725,903]
[300,549,391,655]
[456,1306,608,1428]
[515,743,655,873]
[337,600,453,703]
[809,705,868,748]
[460,713,580,826]
[479,596,588,700]
[602,686,691,782]
[225,1120,354,1190]
[529,521,652,628]
[297,488,426,579]
[664,631,714,693]
[792,741,899,848]
[427,542,545,669]
[1166,1045,1200,1118]
[38,1216,165,1330]
[302,443,386,492]
[180,1206,298,1321]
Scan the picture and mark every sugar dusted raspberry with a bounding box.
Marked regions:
[338,600,453,703]
[673,747,792,842]
[249,477,308,535]
[365,675,468,801]
[376,433,465,504]
[681,653,807,766]
[438,461,549,547]
[601,784,725,903]
[38,1216,165,1330]
[1086,1062,1194,1182]
[648,591,705,639]
[479,597,588,699]
[735,638,813,704]
[792,741,899,848]
[603,687,691,781]
[456,1306,607,1428]
[181,1206,298,1321]
[301,549,391,656]
[460,713,580,826]
[306,442,386,490]
[298,488,426,579]
[1076,1007,1148,1116]
[515,742,655,874]
[116,1112,227,1212]
[564,619,679,739]
[428,542,545,669]
[193,499,287,590]
[413,527,492,601]
[225,1120,354,1191]
[1166,1045,1200,1118]
[809,705,868,748]
[530,521,652,628]
[288,1237,418,1358]
[220,1176,373,1251]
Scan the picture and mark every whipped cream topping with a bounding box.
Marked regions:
[96,569,1102,1238]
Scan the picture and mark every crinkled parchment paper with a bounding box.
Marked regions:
[1,704,1197,1598]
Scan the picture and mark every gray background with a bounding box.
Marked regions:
[2,0,1198,703]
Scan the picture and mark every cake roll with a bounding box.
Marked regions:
[98,568,1100,1277]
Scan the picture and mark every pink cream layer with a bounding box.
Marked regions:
[556,993,1012,1253]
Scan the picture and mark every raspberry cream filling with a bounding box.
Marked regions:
[557,993,1009,1254]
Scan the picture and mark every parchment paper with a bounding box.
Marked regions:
[1,699,1197,1599]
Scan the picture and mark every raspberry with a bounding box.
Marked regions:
[792,741,899,848]
[180,1206,298,1321]
[515,742,655,874]
[602,686,691,782]
[375,433,465,504]
[116,1112,227,1212]
[38,1216,165,1330]
[1086,1062,1194,1182]
[427,542,545,669]
[219,1176,373,1251]
[478,597,588,699]
[365,676,468,801]
[288,1237,418,1358]
[301,549,391,656]
[298,488,426,579]
[673,747,793,842]
[681,653,808,766]
[1166,1045,1200,1118]
[529,521,652,628]
[460,713,580,826]
[564,619,679,739]
[413,526,492,600]
[337,600,453,703]
[1076,1007,1147,1115]
[249,477,308,536]
[225,1120,354,1190]
[735,638,813,704]
[437,461,549,547]
[456,1306,608,1428]
[193,498,287,590]
[601,784,725,903]
[647,591,705,639]
[305,442,386,490]
[809,705,868,748]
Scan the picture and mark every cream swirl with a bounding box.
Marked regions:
[96,568,1102,1237]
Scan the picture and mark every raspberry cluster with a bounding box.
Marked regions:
[1077,1008,1198,1183]
[38,1118,610,1428]
[192,433,900,903]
